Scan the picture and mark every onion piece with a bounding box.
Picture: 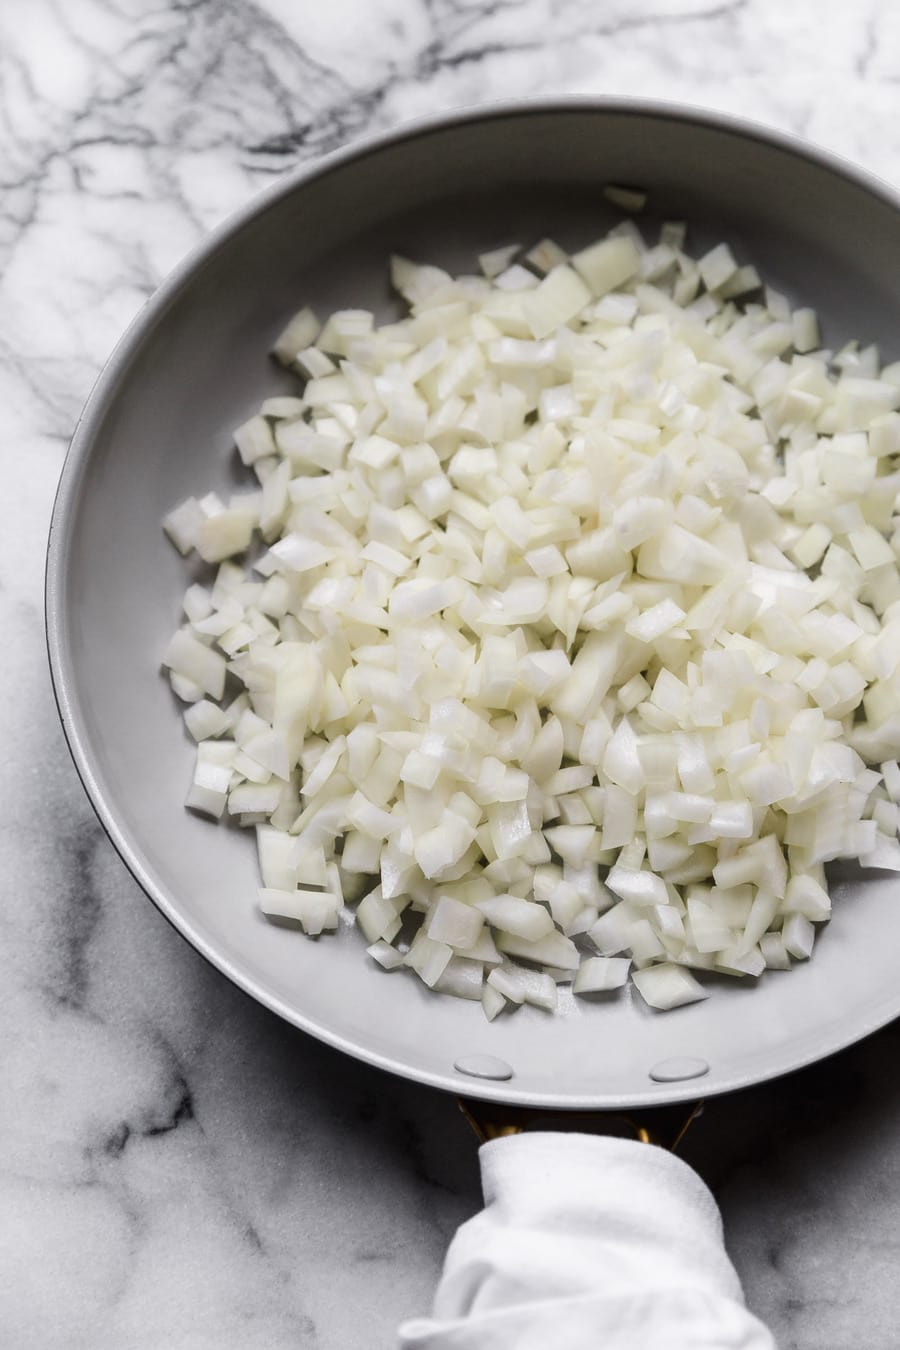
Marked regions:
[632,964,708,1010]
[573,956,631,994]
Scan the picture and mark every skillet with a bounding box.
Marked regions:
[45,99,900,1109]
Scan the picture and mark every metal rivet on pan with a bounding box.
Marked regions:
[648,1056,710,1083]
[454,1054,514,1081]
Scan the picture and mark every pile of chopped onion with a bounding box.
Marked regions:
[162,213,900,1017]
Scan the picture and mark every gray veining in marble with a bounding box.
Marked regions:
[5,1,900,1346]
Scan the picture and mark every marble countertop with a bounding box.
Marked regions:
[5,1,900,1346]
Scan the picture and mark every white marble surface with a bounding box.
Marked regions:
[5,1,900,1346]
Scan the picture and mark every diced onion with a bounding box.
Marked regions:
[162,217,900,1018]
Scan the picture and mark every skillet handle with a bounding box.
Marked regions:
[458,1097,704,1152]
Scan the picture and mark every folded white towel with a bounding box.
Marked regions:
[399,1132,776,1349]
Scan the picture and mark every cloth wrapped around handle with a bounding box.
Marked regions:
[398,1133,777,1349]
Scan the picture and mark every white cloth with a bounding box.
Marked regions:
[399,1132,776,1349]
